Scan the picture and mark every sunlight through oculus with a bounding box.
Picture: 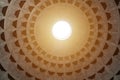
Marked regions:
[52,21,72,40]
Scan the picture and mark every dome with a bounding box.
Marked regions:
[0,0,120,80]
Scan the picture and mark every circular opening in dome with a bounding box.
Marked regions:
[52,21,72,40]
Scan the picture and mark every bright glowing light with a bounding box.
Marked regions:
[52,21,72,40]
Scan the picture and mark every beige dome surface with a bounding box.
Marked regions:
[0,0,120,80]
